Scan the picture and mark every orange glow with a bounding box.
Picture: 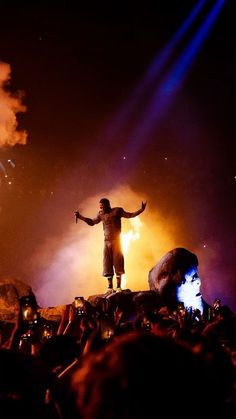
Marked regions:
[33,186,177,306]
[121,217,142,289]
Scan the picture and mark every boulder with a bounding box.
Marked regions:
[0,277,34,322]
[38,305,66,323]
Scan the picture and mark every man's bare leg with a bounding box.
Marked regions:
[104,276,114,294]
[107,276,113,289]
[116,275,122,292]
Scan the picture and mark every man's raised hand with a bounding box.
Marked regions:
[141,201,147,211]
[74,211,80,223]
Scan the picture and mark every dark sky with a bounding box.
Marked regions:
[0,1,235,309]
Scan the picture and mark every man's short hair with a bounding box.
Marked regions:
[99,198,110,206]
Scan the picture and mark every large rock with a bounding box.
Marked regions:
[87,289,134,312]
[0,277,34,322]
[87,289,161,320]
[38,305,66,322]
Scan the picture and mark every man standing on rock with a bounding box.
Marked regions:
[75,198,147,294]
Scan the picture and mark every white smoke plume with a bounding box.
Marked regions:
[0,61,27,147]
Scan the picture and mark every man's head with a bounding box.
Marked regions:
[99,198,111,212]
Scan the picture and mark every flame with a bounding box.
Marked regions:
[121,217,142,288]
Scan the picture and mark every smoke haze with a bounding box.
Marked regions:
[30,185,176,307]
[0,61,27,147]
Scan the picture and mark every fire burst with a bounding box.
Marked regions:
[121,217,142,289]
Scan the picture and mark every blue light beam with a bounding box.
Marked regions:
[121,0,226,169]
[162,0,226,94]
[103,0,206,141]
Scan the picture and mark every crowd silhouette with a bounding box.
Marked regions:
[1,286,236,418]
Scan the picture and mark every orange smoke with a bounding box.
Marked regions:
[32,186,177,307]
[0,61,27,147]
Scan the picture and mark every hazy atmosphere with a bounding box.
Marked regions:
[0,1,235,309]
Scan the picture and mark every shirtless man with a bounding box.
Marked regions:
[75,198,147,293]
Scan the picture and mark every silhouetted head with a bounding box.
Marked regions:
[70,331,223,418]
[0,348,59,419]
[99,198,111,212]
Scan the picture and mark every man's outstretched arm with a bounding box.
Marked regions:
[74,211,101,226]
[121,201,147,219]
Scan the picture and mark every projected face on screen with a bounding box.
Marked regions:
[176,267,203,313]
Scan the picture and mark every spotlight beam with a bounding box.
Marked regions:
[115,0,226,178]
[103,0,207,141]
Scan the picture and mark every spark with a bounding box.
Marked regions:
[0,161,7,177]
[8,159,16,168]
